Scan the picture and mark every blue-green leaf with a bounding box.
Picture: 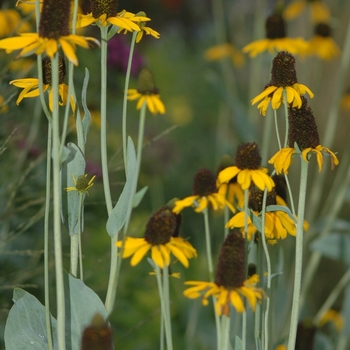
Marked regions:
[106,137,137,237]
[133,186,148,208]
[81,68,91,144]
[4,288,58,350]
[61,143,86,236]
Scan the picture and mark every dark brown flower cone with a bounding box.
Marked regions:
[288,96,320,150]
[42,56,66,86]
[90,0,118,19]
[295,319,317,350]
[270,51,298,87]
[248,185,277,212]
[265,14,286,39]
[235,142,262,170]
[39,0,70,39]
[192,168,217,196]
[215,230,245,289]
[314,23,332,37]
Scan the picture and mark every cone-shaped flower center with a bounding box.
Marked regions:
[192,168,217,196]
[270,51,298,87]
[91,0,118,19]
[265,14,286,39]
[137,68,159,95]
[248,186,277,212]
[235,142,262,170]
[288,96,320,150]
[144,206,179,245]
[314,23,331,37]
[39,0,70,39]
[214,230,245,289]
[42,56,66,86]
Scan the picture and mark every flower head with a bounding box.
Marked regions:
[226,185,296,242]
[217,142,275,192]
[269,97,339,174]
[116,205,197,268]
[77,0,150,32]
[0,0,99,65]
[283,0,330,23]
[65,173,96,194]
[132,11,160,43]
[306,23,340,60]
[173,168,236,214]
[184,230,263,315]
[317,309,344,333]
[10,56,75,111]
[251,51,314,115]
[127,68,165,115]
[243,14,308,58]
[205,43,245,67]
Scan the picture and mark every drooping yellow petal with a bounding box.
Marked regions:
[217,166,240,185]
[59,38,78,66]
[167,243,189,267]
[229,290,245,313]
[239,286,257,311]
[151,245,165,268]
[173,195,198,214]
[130,243,151,266]
[251,85,278,105]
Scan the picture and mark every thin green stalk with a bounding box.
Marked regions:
[221,315,231,350]
[282,90,289,149]
[100,26,113,215]
[261,108,273,165]
[261,189,272,350]
[202,208,221,349]
[314,266,350,326]
[242,311,247,350]
[273,109,282,150]
[287,158,309,350]
[70,234,79,277]
[122,31,137,173]
[155,265,173,350]
[105,103,147,313]
[162,267,172,348]
[51,53,66,350]
[78,193,84,280]
[44,125,53,350]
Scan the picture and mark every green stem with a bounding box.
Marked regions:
[282,89,289,149]
[242,311,247,350]
[100,26,113,215]
[78,193,84,280]
[261,108,273,165]
[44,125,53,350]
[70,234,79,277]
[261,189,271,349]
[287,158,309,350]
[221,315,231,350]
[51,54,66,350]
[122,31,137,173]
[273,109,282,150]
[105,103,147,314]
[155,265,173,350]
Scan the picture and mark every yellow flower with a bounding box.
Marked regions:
[131,11,160,43]
[252,83,314,116]
[77,10,149,32]
[173,168,236,214]
[116,236,197,268]
[127,68,165,115]
[218,165,274,192]
[269,145,339,174]
[306,23,340,61]
[10,78,73,112]
[218,182,244,209]
[116,205,197,269]
[65,174,96,194]
[205,43,245,67]
[317,309,344,333]
[127,88,165,115]
[225,210,296,241]
[283,0,330,23]
[243,37,308,58]
[184,274,263,315]
[0,9,31,38]
[10,56,75,112]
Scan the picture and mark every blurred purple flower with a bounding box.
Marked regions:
[86,160,103,179]
[107,35,144,76]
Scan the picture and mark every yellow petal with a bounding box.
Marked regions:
[59,38,78,66]
[130,243,151,266]
[167,243,189,267]
[151,245,165,268]
[229,290,245,313]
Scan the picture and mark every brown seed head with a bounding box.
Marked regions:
[192,168,217,196]
[42,56,66,86]
[214,229,245,289]
[288,96,320,150]
[144,206,179,245]
[295,319,317,350]
[90,0,118,19]
[248,185,277,212]
[235,142,262,170]
[314,23,331,37]
[272,174,288,203]
[270,51,298,87]
[265,14,286,39]
[39,0,70,39]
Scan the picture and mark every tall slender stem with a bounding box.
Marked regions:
[51,53,66,350]
[44,125,53,350]
[287,158,309,350]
